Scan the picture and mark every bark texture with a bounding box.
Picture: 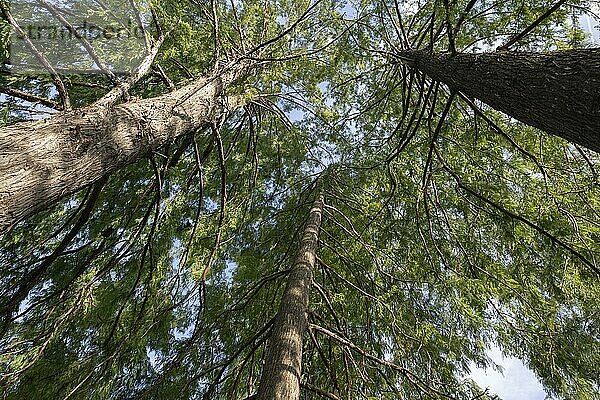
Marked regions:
[0,63,249,234]
[256,195,324,400]
[398,49,600,153]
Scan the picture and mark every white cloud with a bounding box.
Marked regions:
[469,347,550,400]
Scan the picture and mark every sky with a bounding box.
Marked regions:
[469,347,551,400]
[580,3,600,43]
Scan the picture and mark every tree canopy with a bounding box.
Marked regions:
[1,0,600,399]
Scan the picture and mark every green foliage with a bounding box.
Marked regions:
[1,0,600,399]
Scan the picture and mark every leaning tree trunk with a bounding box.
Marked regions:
[396,48,600,153]
[256,195,324,400]
[0,62,250,234]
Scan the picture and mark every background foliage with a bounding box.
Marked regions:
[1,0,600,398]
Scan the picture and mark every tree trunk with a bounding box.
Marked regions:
[256,195,324,400]
[396,49,600,153]
[0,63,250,234]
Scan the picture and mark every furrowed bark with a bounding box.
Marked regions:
[396,49,600,153]
[256,195,324,400]
[0,62,250,234]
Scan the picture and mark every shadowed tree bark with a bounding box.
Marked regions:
[256,195,324,400]
[396,48,600,153]
[0,62,251,234]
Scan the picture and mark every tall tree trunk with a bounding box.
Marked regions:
[396,49,600,153]
[0,62,250,234]
[256,195,324,400]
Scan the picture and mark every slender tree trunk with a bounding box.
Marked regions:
[256,195,324,400]
[0,63,250,234]
[396,48,600,153]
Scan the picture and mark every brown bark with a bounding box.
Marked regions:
[396,48,600,153]
[256,195,324,400]
[0,63,250,234]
